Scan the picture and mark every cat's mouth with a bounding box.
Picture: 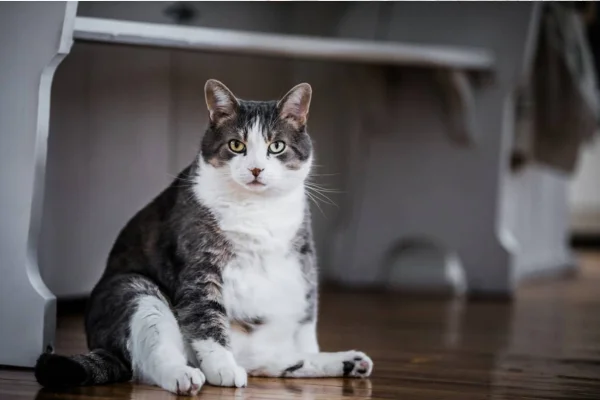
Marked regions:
[246,179,266,189]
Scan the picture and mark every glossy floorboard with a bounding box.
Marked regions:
[2,252,600,399]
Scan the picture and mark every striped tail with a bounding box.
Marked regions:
[35,349,132,388]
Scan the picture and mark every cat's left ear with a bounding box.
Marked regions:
[205,79,239,125]
[277,83,312,128]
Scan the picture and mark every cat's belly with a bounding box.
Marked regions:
[222,250,307,367]
[229,319,297,371]
[222,250,307,321]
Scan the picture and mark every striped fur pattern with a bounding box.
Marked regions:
[34,80,373,395]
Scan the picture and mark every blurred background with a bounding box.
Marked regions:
[2,3,600,397]
[35,1,600,298]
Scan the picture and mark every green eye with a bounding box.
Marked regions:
[228,139,246,153]
[268,141,286,154]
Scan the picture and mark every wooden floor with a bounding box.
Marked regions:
[2,252,600,399]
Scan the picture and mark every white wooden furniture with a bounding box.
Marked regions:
[0,2,77,368]
[0,2,575,367]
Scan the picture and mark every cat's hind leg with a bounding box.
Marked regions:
[88,274,204,395]
[129,293,205,395]
[245,351,373,378]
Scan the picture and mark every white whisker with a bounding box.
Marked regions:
[304,182,344,194]
[304,185,338,208]
[305,190,326,218]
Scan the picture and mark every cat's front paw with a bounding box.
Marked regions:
[201,356,247,387]
[160,365,205,395]
[341,351,373,378]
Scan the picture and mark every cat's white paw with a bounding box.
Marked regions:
[202,357,247,387]
[160,365,205,395]
[340,351,373,378]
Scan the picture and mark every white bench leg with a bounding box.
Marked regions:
[0,2,76,367]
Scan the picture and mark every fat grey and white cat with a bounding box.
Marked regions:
[35,80,373,395]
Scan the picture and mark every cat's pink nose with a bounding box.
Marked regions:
[249,168,263,177]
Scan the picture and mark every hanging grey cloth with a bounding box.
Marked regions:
[532,3,600,173]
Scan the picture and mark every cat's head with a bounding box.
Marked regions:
[200,79,313,196]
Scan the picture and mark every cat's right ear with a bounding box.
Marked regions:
[204,79,239,124]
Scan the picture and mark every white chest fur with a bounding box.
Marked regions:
[218,192,307,322]
[222,253,306,322]
[194,167,308,324]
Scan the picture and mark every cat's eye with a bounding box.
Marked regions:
[268,141,286,154]
[228,139,246,153]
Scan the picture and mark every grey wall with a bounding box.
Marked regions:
[569,138,600,235]
[78,1,293,33]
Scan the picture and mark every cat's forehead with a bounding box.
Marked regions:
[241,118,268,143]
[239,100,278,123]
[237,100,279,142]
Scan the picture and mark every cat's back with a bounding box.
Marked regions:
[103,166,198,277]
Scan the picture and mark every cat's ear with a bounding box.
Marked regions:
[277,83,312,128]
[204,79,239,124]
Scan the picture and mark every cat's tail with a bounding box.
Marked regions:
[34,349,132,388]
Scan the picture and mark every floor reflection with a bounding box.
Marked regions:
[490,255,600,398]
[35,378,372,399]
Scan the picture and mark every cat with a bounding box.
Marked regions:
[34,80,373,395]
